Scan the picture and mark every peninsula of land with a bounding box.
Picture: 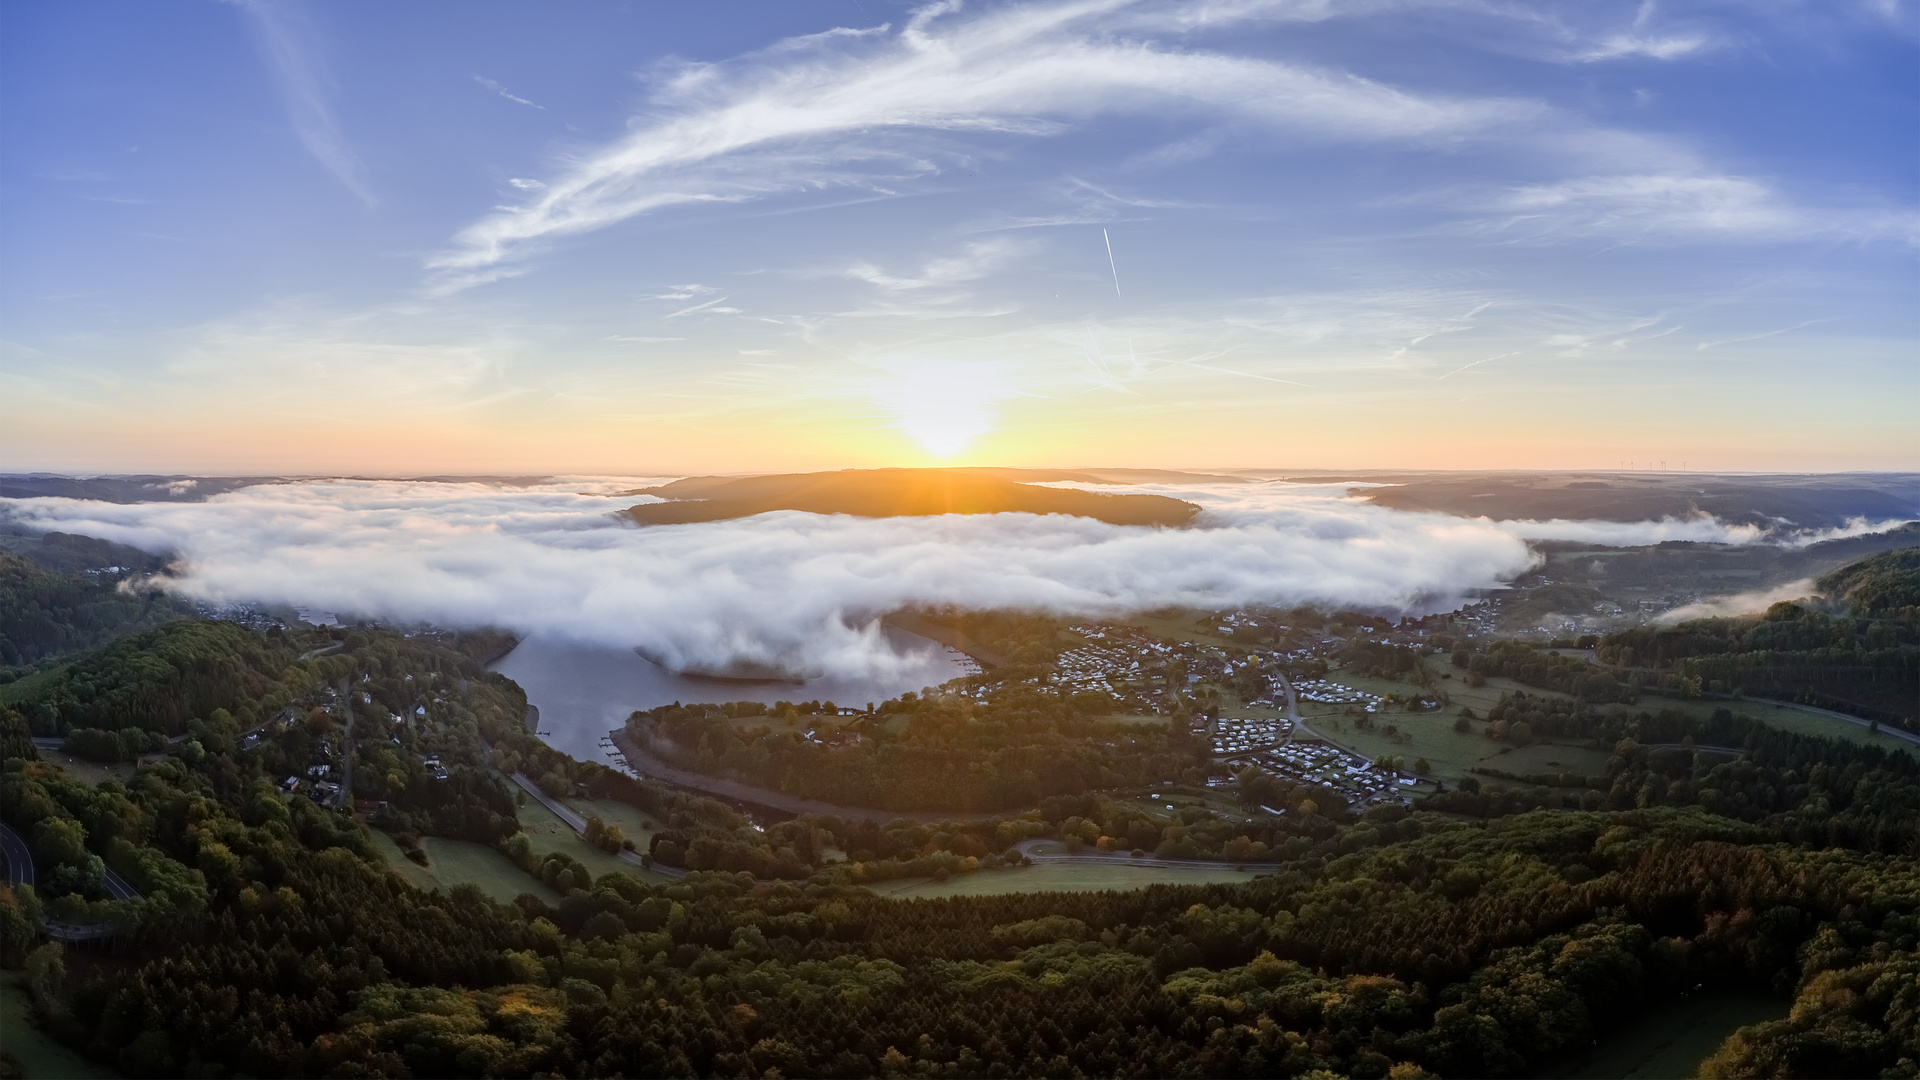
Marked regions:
[623,468,1200,527]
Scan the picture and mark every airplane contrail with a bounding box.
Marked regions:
[1103,229,1122,300]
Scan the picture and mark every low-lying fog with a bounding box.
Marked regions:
[2,475,1889,689]
[493,628,969,765]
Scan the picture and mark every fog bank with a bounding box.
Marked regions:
[0,477,1842,678]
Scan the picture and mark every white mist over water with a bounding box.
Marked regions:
[492,629,969,765]
[0,475,1856,684]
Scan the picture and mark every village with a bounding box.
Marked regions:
[1036,615,1430,810]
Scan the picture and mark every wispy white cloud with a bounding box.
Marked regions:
[473,74,545,110]
[1570,0,1718,62]
[843,236,1034,293]
[1459,172,1920,245]
[227,0,373,205]
[1575,31,1713,61]
[1497,173,1794,237]
[426,0,1538,292]
[1696,319,1826,351]
[664,296,741,318]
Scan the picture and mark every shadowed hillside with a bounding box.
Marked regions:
[624,469,1200,527]
[1341,472,1920,528]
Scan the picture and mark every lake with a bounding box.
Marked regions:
[491,627,971,765]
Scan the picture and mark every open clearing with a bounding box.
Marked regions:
[1480,743,1616,778]
[1543,992,1784,1078]
[368,826,563,905]
[370,829,441,892]
[870,861,1264,898]
[419,837,563,906]
[1643,695,1917,752]
[566,797,666,846]
[1319,663,1913,762]
[2,972,119,1078]
[512,787,675,884]
[40,755,137,788]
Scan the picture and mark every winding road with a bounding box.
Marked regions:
[1746,696,1920,748]
[0,821,135,941]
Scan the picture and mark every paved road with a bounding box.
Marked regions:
[101,865,139,902]
[610,730,975,825]
[336,679,355,809]
[1272,669,1365,759]
[509,771,685,880]
[0,821,136,940]
[1747,697,1920,748]
[1011,838,1271,875]
[1,821,34,889]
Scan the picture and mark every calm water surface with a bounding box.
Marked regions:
[492,629,969,765]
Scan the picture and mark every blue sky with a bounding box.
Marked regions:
[1,0,1915,473]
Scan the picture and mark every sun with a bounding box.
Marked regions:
[870,358,1016,459]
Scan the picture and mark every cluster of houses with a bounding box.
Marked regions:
[1292,679,1385,711]
[1052,626,1183,709]
[797,727,863,748]
[1207,612,1271,638]
[1208,715,1291,756]
[1240,742,1418,810]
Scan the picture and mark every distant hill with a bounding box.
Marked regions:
[624,469,1200,527]
[0,474,278,503]
[1350,471,1920,528]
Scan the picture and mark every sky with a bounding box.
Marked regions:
[1,0,1915,475]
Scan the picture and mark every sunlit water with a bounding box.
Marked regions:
[491,627,969,766]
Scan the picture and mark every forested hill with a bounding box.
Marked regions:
[1819,547,1920,616]
[1600,546,1920,723]
[2,618,300,737]
[0,552,189,671]
[625,468,1200,527]
[1,609,1917,1075]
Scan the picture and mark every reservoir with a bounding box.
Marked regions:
[491,626,972,766]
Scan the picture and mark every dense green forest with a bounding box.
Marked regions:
[1598,548,1920,725]
[7,711,1918,1079]
[0,551,189,672]
[1,552,1918,1077]
[2,618,305,737]
[629,686,1204,813]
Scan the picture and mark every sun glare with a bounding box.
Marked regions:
[871,358,1015,459]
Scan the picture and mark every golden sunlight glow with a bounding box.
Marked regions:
[869,358,1016,460]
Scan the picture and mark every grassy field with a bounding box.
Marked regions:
[1643,695,1916,752]
[368,829,441,892]
[418,838,563,905]
[34,753,137,788]
[869,861,1265,898]
[566,797,667,846]
[1310,663,1912,770]
[1,972,119,1079]
[1294,692,1502,785]
[512,789,675,884]
[1542,992,1784,1079]
[1484,742,1615,778]
[1100,714,1174,728]
[366,826,563,904]
[1122,612,1240,650]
